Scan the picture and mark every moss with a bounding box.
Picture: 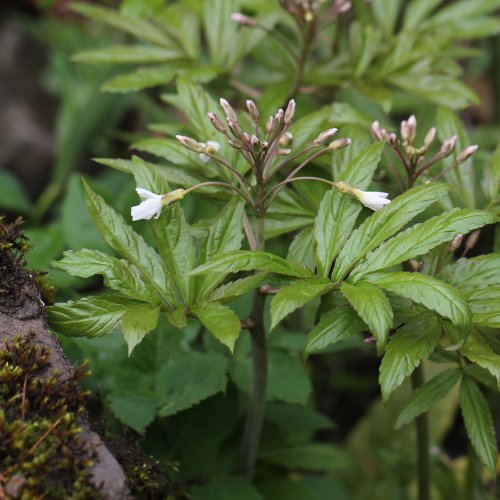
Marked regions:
[0,334,101,499]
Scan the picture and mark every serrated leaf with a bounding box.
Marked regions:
[157,352,228,417]
[122,303,160,355]
[82,180,175,304]
[108,393,158,432]
[460,331,500,388]
[192,302,241,352]
[102,65,178,92]
[196,198,245,300]
[367,272,470,326]
[333,183,450,281]
[340,281,393,351]
[209,273,269,303]
[466,286,500,328]
[314,142,384,277]
[379,314,440,401]
[459,376,497,477]
[73,45,183,64]
[259,444,350,472]
[190,250,314,279]
[351,209,496,280]
[287,228,315,271]
[132,157,195,304]
[166,305,188,329]
[52,249,160,303]
[443,254,500,291]
[305,307,366,355]
[271,279,332,330]
[395,368,462,429]
[70,2,172,46]
[48,293,142,338]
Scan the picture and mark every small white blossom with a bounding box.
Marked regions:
[131,188,186,221]
[355,189,391,211]
[199,141,221,163]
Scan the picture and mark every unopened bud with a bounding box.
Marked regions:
[440,135,457,157]
[456,144,478,164]
[228,139,243,150]
[363,336,376,345]
[228,120,243,139]
[328,138,351,150]
[284,99,296,124]
[176,135,203,152]
[276,148,291,155]
[388,133,398,146]
[265,116,274,135]
[464,229,481,254]
[407,115,417,143]
[371,121,383,141]
[220,98,238,122]
[246,100,260,122]
[208,112,227,134]
[423,127,436,149]
[313,128,338,146]
[230,13,257,27]
[449,234,464,252]
[251,135,260,152]
[409,259,423,272]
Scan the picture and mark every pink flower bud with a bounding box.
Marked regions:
[423,127,436,149]
[456,144,478,163]
[440,135,457,157]
[371,121,383,141]
[284,99,296,124]
[328,138,351,150]
[176,135,202,152]
[208,112,227,134]
[246,100,260,122]
[230,13,257,27]
[313,128,338,146]
[220,98,237,122]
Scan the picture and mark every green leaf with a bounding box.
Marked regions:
[459,376,497,477]
[196,198,245,300]
[70,2,172,46]
[305,307,366,355]
[287,228,315,271]
[102,65,178,92]
[166,305,188,329]
[444,254,500,291]
[0,170,31,214]
[48,293,142,338]
[372,0,402,36]
[403,0,444,30]
[190,250,314,279]
[466,287,500,328]
[122,303,160,355]
[314,142,384,276]
[270,279,332,330]
[209,273,269,303]
[72,45,183,64]
[395,368,462,429]
[379,314,441,401]
[82,179,175,304]
[192,302,241,352]
[332,183,450,281]
[367,272,470,326]
[52,249,160,303]
[108,393,158,432]
[351,209,497,280]
[132,157,194,304]
[340,281,393,351]
[259,444,350,472]
[460,331,500,388]
[157,352,228,417]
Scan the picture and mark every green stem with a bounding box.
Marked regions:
[238,190,268,479]
[412,364,431,500]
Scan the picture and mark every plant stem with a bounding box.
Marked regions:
[412,364,431,500]
[238,189,268,479]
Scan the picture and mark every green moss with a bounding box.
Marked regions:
[0,334,101,499]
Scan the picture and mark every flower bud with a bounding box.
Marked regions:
[284,99,296,124]
[176,135,203,152]
[439,135,457,157]
[276,148,291,155]
[407,115,417,143]
[251,134,260,152]
[246,100,260,122]
[456,144,478,164]
[265,116,274,135]
[230,13,257,27]
[449,234,464,252]
[228,120,244,139]
[220,98,238,122]
[371,121,383,141]
[328,138,351,150]
[208,112,227,134]
[228,140,243,150]
[388,133,398,146]
[313,128,338,146]
[423,127,436,149]
[464,229,481,254]
[409,259,423,272]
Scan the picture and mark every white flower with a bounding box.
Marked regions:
[199,141,220,163]
[355,190,391,211]
[131,188,186,221]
